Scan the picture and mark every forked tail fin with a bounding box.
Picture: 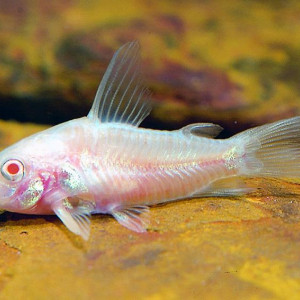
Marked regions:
[232,117,300,178]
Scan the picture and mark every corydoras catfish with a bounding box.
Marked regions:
[0,41,299,240]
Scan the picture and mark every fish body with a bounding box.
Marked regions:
[1,117,234,212]
[0,42,300,240]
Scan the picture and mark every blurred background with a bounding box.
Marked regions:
[1,0,300,139]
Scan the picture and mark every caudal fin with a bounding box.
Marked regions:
[232,117,300,178]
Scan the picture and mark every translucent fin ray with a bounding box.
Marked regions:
[52,199,94,241]
[233,116,300,177]
[192,177,255,197]
[112,205,150,232]
[88,41,152,126]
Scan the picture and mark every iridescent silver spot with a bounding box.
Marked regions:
[59,163,87,193]
[63,198,74,209]
[63,197,95,214]
[21,178,44,208]
[223,147,239,170]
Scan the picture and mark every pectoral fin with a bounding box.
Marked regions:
[112,205,150,232]
[52,199,94,240]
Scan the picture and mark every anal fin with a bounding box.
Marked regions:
[193,177,256,197]
[112,205,150,232]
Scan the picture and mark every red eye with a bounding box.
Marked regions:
[7,163,20,175]
[1,159,24,182]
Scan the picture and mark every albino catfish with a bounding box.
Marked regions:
[0,41,299,240]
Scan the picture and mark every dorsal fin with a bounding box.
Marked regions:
[88,41,152,126]
[181,123,223,138]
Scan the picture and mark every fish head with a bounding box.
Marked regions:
[0,131,64,213]
[0,122,87,213]
[0,152,48,212]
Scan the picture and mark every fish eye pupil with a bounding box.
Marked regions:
[7,163,20,175]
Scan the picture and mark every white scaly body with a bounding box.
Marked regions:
[50,118,236,211]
